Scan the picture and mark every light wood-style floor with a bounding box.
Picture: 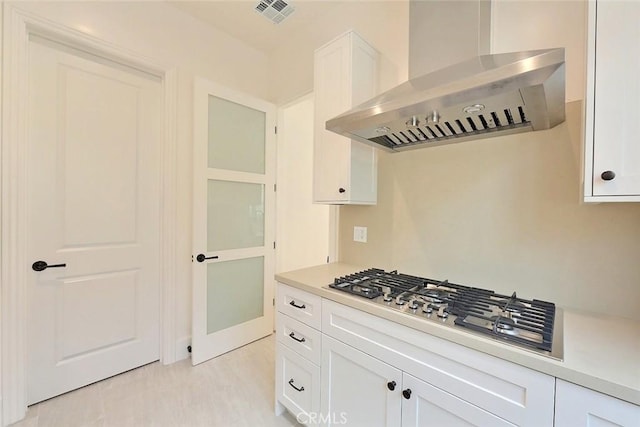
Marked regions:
[11,335,299,427]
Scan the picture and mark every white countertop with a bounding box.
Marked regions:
[275,263,640,406]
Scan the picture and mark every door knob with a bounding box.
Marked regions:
[387,381,396,391]
[601,170,616,181]
[32,261,66,272]
[196,254,219,263]
[338,188,346,193]
[402,388,412,399]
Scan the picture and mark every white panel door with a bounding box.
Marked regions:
[192,78,276,365]
[27,38,161,404]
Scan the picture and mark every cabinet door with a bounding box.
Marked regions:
[321,335,402,427]
[555,380,640,427]
[276,343,321,423]
[587,0,640,199]
[401,374,513,427]
[313,31,378,205]
[313,35,351,203]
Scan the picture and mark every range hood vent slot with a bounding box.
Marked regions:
[369,106,530,149]
[326,48,565,152]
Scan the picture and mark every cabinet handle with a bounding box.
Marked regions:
[338,188,346,193]
[288,379,304,392]
[289,300,306,309]
[288,332,306,343]
[402,389,412,399]
[601,170,616,181]
[387,381,396,391]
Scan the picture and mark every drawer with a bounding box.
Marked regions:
[276,342,320,423]
[276,283,322,330]
[276,313,322,365]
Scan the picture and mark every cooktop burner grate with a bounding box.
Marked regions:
[328,268,561,359]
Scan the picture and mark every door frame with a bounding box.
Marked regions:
[1,5,178,425]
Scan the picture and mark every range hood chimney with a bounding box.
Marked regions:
[326,1,565,152]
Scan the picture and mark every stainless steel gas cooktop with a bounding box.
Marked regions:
[327,268,563,360]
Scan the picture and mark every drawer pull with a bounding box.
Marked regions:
[387,381,396,391]
[289,300,306,309]
[403,388,412,399]
[288,379,305,392]
[289,332,306,343]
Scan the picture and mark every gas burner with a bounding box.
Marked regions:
[491,316,517,334]
[354,285,376,296]
[328,268,561,360]
[421,288,449,302]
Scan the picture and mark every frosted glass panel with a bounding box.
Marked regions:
[208,95,265,174]
[207,257,264,334]
[207,180,264,252]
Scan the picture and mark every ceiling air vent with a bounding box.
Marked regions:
[255,0,295,24]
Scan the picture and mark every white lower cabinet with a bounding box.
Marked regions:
[320,335,514,427]
[555,379,640,427]
[276,342,321,423]
[401,373,514,427]
[275,284,637,427]
[275,284,323,425]
[321,335,401,427]
[321,299,555,427]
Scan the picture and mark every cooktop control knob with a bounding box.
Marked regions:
[383,294,393,303]
[408,300,419,311]
[437,306,449,319]
[422,304,433,314]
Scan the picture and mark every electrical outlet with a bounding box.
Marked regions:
[353,226,367,243]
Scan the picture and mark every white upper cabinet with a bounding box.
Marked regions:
[584,0,640,202]
[313,31,378,205]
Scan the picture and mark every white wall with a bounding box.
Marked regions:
[276,94,330,273]
[491,0,586,102]
[268,1,410,104]
[3,0,270,360]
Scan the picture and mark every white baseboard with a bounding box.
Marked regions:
[175,336,191,362]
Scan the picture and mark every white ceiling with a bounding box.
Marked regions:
[168,0,350,53]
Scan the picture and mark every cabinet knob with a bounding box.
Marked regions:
[402,388,412,399]
[387,381,396,391]
[601,170,616,181]
[338,188,346,193]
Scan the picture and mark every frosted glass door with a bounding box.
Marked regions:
[192,79,276,365]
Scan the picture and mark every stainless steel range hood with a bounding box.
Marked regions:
[326,48,565,152]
